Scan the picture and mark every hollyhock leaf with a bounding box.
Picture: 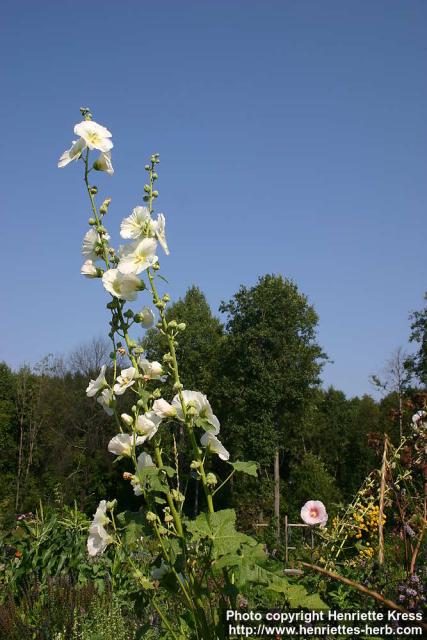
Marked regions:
[229,461,259,478]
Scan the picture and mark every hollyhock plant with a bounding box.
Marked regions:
[58,107,324,638]
[300,500,328,527]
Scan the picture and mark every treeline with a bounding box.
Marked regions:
[0,277,425,531]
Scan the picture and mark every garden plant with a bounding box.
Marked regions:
[54,108,327,639]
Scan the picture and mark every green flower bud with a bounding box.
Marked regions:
[173,382,183,391]
[190,460,201,470]
[137,399,146,408]
[171,489,185,503]
[124,309,134,319]
[88,217,96,225]
[155,301,166,310]
[163,353,173,363]
[99,197,112,214]
[137,280,146,291]
[89,186,98,195]
[163,293,170,302]
[144,164,150,171]
[146,511,157,523]
[152,388,161,399]
[168,320,177,329]
[152,172,158,180]
[121,413,133,426]
[152,262,160,270]
[80,106,92,119]
[177,323,186,331]
[106,499,117,511]
[152,190,159,198]
[143,185,151,193]
[206,473,218,487]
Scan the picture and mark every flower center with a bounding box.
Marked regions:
[310,509,319,518]
[86,131,101,146]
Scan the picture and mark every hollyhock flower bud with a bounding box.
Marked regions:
[206,473,218,486]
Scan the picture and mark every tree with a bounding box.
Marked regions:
[69,336,111,376]
[143,286,223,394]
[371,346,411,438]
[218,274,326,540]
[405,293,427,386]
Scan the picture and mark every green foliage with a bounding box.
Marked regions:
[0,504,111,596]
[218,274,326,468]
[288,452,341,520]
[143,286,224,395]
[406,292,427,385]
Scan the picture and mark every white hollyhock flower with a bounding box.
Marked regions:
[87,524,113,556]
[97,388,115,415]
[172,390,220,433]
[200,432,229,461]
[81,259,98,278]
[412,410,427,425]
[118,238,158,275]
[136,451,155,470]
[138,307,155,328]
[93,151,114,175]
[120,206,151,240]
[108,433,145,456]
[139,357,163,380]
[102,269,141,301]
[113,367,137,395]
[132,451,156,495]
[87,500,113,556]
[152,398,177,419]
[82,228,102,261]
[86,365,107,397]
[58,138,86,168]
[92,500,109,526]
[300,500,328,527]
[152,213,169,255]
[74,120,113,152]
[134,411,162,441]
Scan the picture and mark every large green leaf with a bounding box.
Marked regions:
[232,556,328,609]
[229,460,259,477]
[116,510,152,546]
[186,508,256,558]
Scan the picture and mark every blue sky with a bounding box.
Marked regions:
[0,0,426,397]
